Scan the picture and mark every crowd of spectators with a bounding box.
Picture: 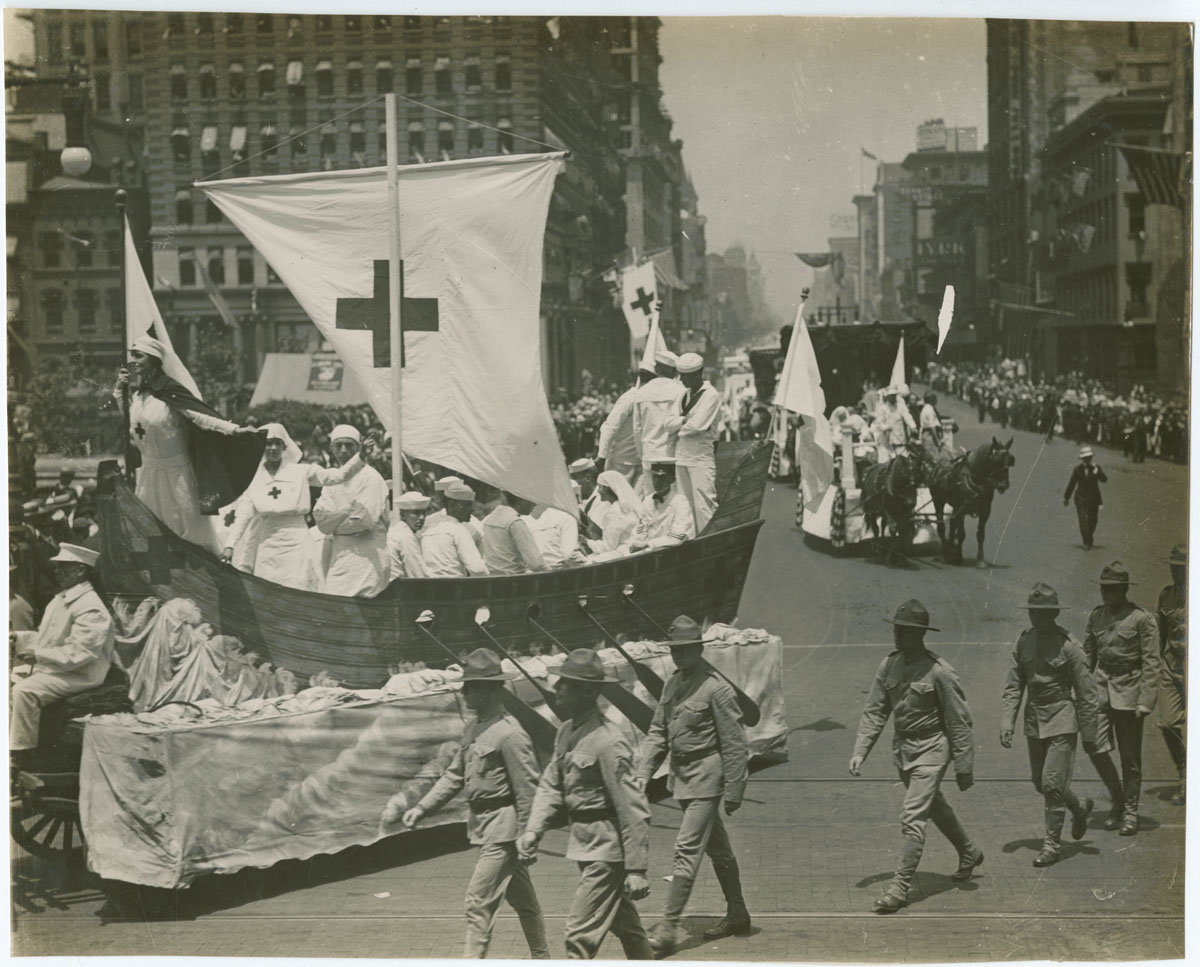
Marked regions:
[928,360,1187,464]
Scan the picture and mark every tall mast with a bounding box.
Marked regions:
[385,93,403,517]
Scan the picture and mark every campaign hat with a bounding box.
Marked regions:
[459,648,516,682]
[883,599,940,632]
[1024,582,1067,610]
[1166,543,1187,566]
[665,615,706,647]
[555,648,618,682]
[1095,561,1136,586]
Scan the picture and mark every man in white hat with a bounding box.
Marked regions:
[597,374,645,483]
[10,543,114,770]
[114,337,265,552]
[388,491,430,580]
[627,460,696,553]
[568,457,599,515]
[312,425,390,597]
[420,482,488,577]
[872,385,916,465]
[633,351,684,490]
[664,353,721,531]
[1063,446,1107,550]
[423,476,463,529]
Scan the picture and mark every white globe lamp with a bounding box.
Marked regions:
[60,145,93,177]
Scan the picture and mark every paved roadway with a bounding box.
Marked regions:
[12,391,1188,962]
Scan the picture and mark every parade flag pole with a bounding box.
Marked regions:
[116,189,134,483]
[385,92,404,519]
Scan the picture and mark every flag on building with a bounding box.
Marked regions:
[195,258,239,331]
[773,303,833,512]
[124,215,201,398]
[1071,167,1092,196]
[199,152,575,513]
[1117,143,1188,207]
[1075,223,1097,254]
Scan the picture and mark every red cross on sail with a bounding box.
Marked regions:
[198,153,575,513]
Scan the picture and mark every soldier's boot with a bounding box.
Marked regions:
[1160,726,1186,804]
[518,913,552,960]
[1069,796,1094,841]
[1034,808,1065,866]
[703,858,751,939]
[932,807,983,881]
[1091,755,1125,829]
[1119,803,1139,836]
[648,875,694,958]
[875,839,923,913]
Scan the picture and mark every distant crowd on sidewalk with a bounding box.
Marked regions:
[928,360,1188,464]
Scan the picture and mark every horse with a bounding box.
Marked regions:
[928,437,1016,567]
[859,450,923,564]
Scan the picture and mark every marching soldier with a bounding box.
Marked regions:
[1083,561,1160,836]
[389,649,550,959]
[635,615,750,956]
[1157,544,1187,805]
[517,649,653,960]
[850,600,982,914]
[1000,584,1100,866]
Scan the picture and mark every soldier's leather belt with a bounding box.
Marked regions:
[671,746,719,765]
[568,808,616,823]
[468,795,515,812]
[896,726,944,741]
[1099,659,1139,675]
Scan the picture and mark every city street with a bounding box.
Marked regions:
[12,390,1187,962]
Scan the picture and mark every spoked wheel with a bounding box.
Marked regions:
[11,773,85,860]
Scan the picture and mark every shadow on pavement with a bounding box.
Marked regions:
[95,823,471,923]
[1001,836,1101,862]
[790,717,847,733]
[851,870,980,910]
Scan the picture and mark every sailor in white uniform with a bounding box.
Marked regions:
[634,352,684,490]
[664,353,721,532]
[388,491,430,580]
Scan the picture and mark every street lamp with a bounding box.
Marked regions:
[60,145,92,177]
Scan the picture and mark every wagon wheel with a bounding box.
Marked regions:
[11,793,85,860]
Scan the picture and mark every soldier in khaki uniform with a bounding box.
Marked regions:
[389,649,549,959]
[1156,544,1187,806]
[1000,583,1100,866]
[1082,561,1160,836]
[850,600,982,914]
[635,615,749,956]
[518,649,653,960]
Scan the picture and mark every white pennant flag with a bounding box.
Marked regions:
[773,303,834,511]
[936,285,955,354]
[890,335,907,393]
[200,153,575,512]
[124,216,201,398]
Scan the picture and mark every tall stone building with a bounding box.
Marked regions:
[19,11,642,397]
[986,18,1191,390]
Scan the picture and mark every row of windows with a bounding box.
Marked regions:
[44,18,108,62]
[1058,195,1119,249]
[174,247,259,288]
[37,230,122,270]
[170,118,516,170]
[39,287,123,336]
[161,13,512,39]
[168,54,514,102]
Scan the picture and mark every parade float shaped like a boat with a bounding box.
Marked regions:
[95,442,772,689]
